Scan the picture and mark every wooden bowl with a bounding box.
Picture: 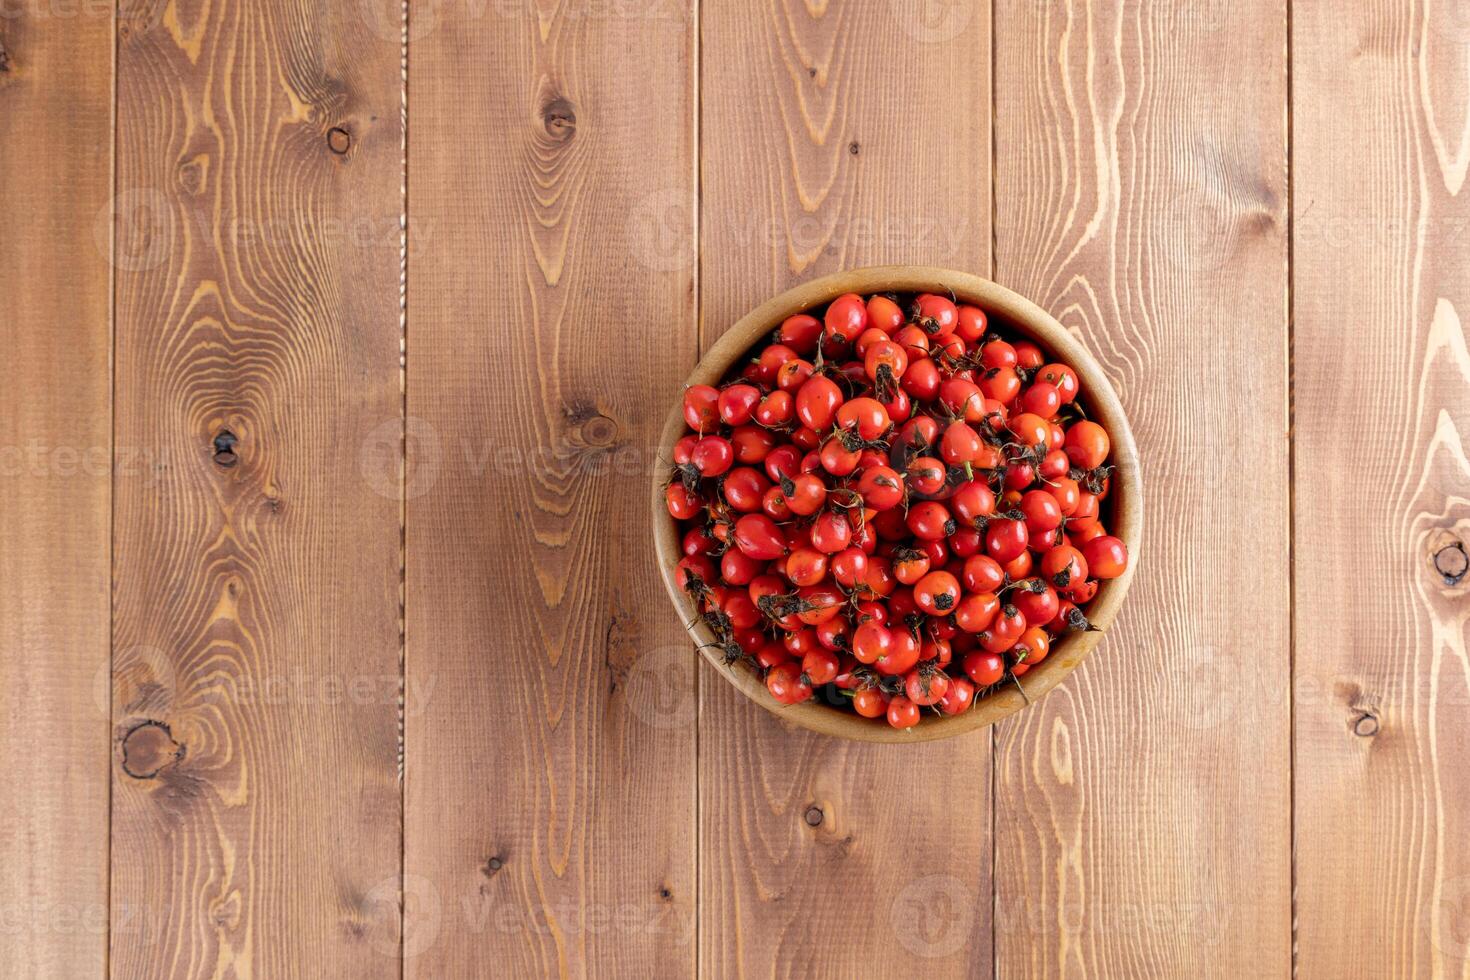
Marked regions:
[652,266,1142,742]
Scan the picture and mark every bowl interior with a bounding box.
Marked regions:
[653,266,1141,742]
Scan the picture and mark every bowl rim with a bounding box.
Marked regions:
[652,265,1142,742]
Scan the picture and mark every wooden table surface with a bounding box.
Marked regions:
[2,0,1468,977]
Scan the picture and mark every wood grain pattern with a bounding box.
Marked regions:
[0,7,112,977]
[110,0,404,974]
[403,2,699,976]
[991,1,1291,975]
[698,2,993,975]
[1294,3,1470,975]
[7,2,1470,972]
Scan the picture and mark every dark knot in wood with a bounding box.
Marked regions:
[178,159,205,195]
[212,430,239,467]
[542,97,577,140]
[565,402,618,447]
[1433,540,1467,586]
[120,720,184,779]
[581,413,618,447]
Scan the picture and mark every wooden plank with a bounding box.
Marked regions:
[0,8,113,977]
[991,1,1291,974]
[698,2,992,975]
[1293,3,1470,975]
[110,0,404,973]
[403,3,698,977]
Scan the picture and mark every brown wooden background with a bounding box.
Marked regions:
[2,0,1468,976]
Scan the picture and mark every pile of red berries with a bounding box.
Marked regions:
[664,291,1129,731]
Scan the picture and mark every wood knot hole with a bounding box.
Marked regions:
[177,160,205,195]
[566,402,618,447]
[120,720,184,779]
[481,855,505,877]
[804,805,824,827]
[212,430,239,467]
[848,141,861,155]
[658,885,673,902]
[327,127,351,155]
[582,413,618,447]
[1433,541,1467,586]
[1352,712,1380,738]
[542,97,576,140]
